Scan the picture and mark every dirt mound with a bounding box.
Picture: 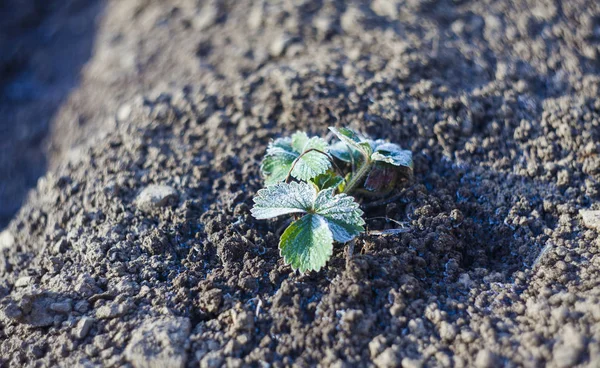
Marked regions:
[1,1,599,367]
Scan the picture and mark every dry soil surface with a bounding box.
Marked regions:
[1,1,600,367]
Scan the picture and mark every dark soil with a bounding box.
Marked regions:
[1,1,600,367]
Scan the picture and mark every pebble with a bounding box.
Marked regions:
[194,3,219,30]
[401,358,423,368]
[232,310,254,332]
[15,276,34,288]
[269,35,297,57]
[200,351,224,368]
[0,230,15,249]
[117,104,132,122]
[475,349,498,368]
[73,317,95,339]
[580,210,600,231]
[52,238,69,254]
[373,347,401,368]
[371,0,399,18]
[439,321,457,341]
[50,301,72,314]
[247,4,264,30]
[125,317,191,368]
[340,7,364,34]
[554,325,585,368]
[135,185,179,213]
[368,335,387,358]
[96,302,129,319]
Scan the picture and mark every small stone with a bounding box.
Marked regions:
[580,210,600,231]
[408,318,426,336]
[52,238,69,254]
[374,347,400,368]
[371,0,399,18]
[50,301,72,314]
[17,293,55,327]
[74,300,90,313]
[401,358,423,368]
[125,317,191,368]
[0,230,15,249]
[135,185,179,213]
[200,351,224,368]
[439,321,457,341]
[225,357,243,368]
[269,35,298,57]
[340,7,364,34]
[313,16,334,38]
[475,349,498,368]
[247,4,264,30]
[117,104,132,122]
[369,335,387,358]
[554,325,585,368]
[232,310,254,332]
[198,289,223,314]
[15,276,34,288]
[96,302,128,319]
[194,3,219,30]
[73,317,95,339]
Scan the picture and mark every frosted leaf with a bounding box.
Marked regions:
[328,127,372,157]
[280,214,333,273]
[260,132,331,185]
[370,142,413,169]
[251,182,316,219]
[252,181,365,272]
[313,188,365,243]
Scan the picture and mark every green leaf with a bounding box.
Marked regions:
[370,142,413,169]
[260,132,331,185]
[310,171,344,191]
[260,138,296,185]
[290,131,312,152]
[252,182,365,273]
[251,182,316,219]
[329,141,365,165]
[313,188,365,242]
[329,127,372,158]
[290,133,331,181]
[280,214,333,273]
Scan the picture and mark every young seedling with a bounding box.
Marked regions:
[252,126,413,273]
[328,127,413,195]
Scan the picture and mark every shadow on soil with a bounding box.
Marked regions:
[0,0,105,228]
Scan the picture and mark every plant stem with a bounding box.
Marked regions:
[343,159,372,194]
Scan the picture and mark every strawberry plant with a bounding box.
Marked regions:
[252,127,413,272]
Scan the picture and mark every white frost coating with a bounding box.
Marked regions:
[251,182,316,219]
[371,142,413,168]
[328,128,412,170]
[314,188,365,242]
[251,179,365,272]
[289,132,331,181]
[261,132,331,185]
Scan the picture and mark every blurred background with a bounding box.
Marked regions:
[0,0,103,228]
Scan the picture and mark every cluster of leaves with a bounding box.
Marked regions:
[251,127,413,273]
